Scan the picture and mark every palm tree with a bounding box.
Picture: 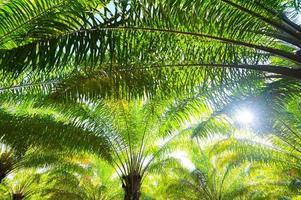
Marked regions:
[166,136,296,199]
[1,0,300,75]
[0,91,187,199]
[0,141,121,200]
[0,1,301,199]
[43,154,122,200]
[0,169,45,200]
[0,144,18,183]
[77,99,185,200]
[1,0,300,100]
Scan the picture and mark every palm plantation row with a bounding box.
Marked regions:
[0,0,301,199]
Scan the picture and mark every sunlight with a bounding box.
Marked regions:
[235,109,254,125]
[171,151,195,171]
[6,173,15,180]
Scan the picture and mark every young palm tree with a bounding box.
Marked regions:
[43,155,122,200]
[79,100,185,200]
[166,136,296,199]
[0,141,120,200]
[0,169,46,200]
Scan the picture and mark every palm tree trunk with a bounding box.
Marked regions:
[0,165,7,182]
[122,173,142,200]
[0,162,11,183]
[12,194,25,200]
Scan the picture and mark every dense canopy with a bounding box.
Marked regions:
[0,0,301,199]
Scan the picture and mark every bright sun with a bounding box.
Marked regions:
[235,109,254,125]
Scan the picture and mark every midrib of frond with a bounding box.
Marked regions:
[221,0,301,40]
[0,80,57,93]
[12,22,299,64]
[49,25,300,66]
